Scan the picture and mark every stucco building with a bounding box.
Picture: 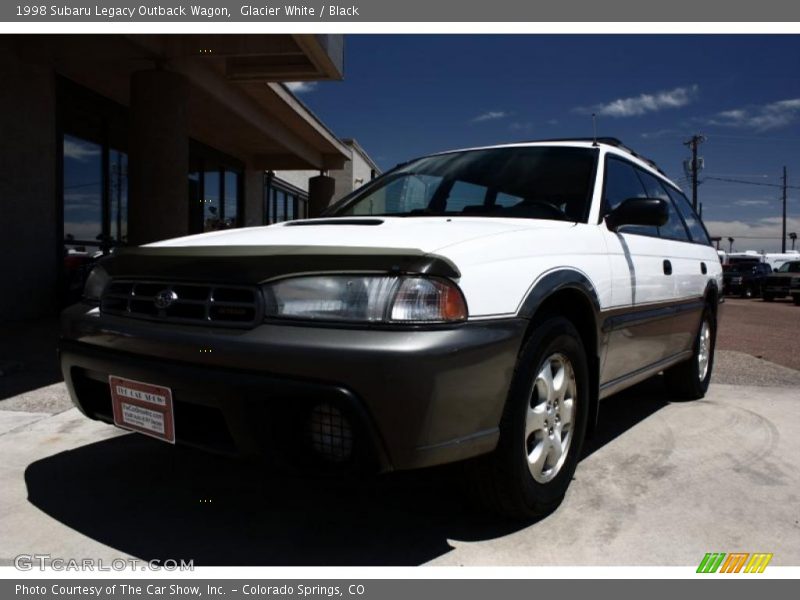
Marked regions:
[0,34,378,321]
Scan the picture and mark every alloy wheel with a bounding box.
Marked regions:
[697,319,711,381]
[525,353,577,483]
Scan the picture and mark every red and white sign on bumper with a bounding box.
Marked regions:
[109,376,175,443]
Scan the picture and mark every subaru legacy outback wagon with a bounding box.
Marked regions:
[60,138,722,518]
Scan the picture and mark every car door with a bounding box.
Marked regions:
[637,170,702,358]
[599,156,680,384]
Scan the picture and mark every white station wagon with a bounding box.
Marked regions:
[60,138,722,518]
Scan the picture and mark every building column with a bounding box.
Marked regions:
[127,70,189,245]
[243,165,265,227]
[0,49,57,321]
[308,174,336,218]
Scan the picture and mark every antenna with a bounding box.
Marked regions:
[591,113,598,146]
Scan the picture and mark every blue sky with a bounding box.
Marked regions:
[291,35,800,253]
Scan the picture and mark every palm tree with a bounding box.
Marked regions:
[790,232,797,251]
[728,237,735,253]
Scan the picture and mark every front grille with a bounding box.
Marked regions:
[765,277,790,290]
[305,403,354,463]
[101,279,261,327]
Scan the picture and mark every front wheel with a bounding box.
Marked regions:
[664,306,715,400]
[793,295,800,306]
[469,317,589,519]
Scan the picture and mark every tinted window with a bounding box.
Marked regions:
[332,147,598,223]
[664,185,711,245]
[636,170,690,242]
[63,134,103,244]
[777,261,800,273]
[602,158,658,237]
[447,180,489,213]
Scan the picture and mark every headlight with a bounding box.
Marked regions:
[82,265,110,303]
[262,275,468,324]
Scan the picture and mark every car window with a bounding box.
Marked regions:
[636,170,690,242]
[495,192,524,208]
[602,157,658,237]
[332,146,599,222]
[777,262,800,273]
[446,181,489,213]
[663,185,711,245]
[347,173,442,216]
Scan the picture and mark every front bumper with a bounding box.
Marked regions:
[763,284,790,296]
[60,303,526,471]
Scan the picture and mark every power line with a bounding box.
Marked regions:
[703,176,800,190]
[714,235,792,239]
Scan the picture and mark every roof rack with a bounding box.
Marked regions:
[526,137,667,176]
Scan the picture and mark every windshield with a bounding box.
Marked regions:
[777,261,800,273]
[328,146,599,222]
[724,263,758,273]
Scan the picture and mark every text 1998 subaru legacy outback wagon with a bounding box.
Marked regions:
[60,138,723,518]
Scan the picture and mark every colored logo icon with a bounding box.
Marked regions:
[697,552,773,573]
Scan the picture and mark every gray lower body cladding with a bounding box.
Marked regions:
[59,303,527,471]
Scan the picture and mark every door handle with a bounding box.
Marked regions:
[700,262,707,274]
[663,259,673,275]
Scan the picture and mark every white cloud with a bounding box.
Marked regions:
[707,98,800,131]
[471,110,509,123]
[63,139,100,162]
[578,85,699,118]
[284,81,318,94]
[704,216,800,253]
[732,199,771,207]
[640,128,683,139]
[509,121,534,132]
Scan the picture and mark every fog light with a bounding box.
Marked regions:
[306,403,353,463]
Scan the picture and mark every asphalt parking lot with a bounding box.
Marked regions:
[0,306,798,566]
[717,297,800,372]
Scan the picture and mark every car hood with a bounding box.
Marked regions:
[146,216,573,255]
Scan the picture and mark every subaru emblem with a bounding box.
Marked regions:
[154,289,178,309]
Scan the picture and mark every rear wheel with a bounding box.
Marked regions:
[469,317,589,519]
[763,293,775,302]
[664,306,715,400]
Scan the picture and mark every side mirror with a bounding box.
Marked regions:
[605,198,669,231]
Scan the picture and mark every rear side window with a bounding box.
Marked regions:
[602,157,658,237]
[663,185,711,245]
[636,170,690,242]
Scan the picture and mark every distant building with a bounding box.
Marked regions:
[268,139,381,223]
[0,34,377,322]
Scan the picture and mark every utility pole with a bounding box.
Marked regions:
[782,166,788,253]
[684,135,706,211]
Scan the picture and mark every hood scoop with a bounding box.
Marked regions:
[284,219,384,226]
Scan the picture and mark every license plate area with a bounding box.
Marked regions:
[109,376,175,444]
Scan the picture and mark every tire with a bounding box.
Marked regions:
[664,305,715,400]
[793,295,800,306]
[763,294,774,302]
[468,317,589,519]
